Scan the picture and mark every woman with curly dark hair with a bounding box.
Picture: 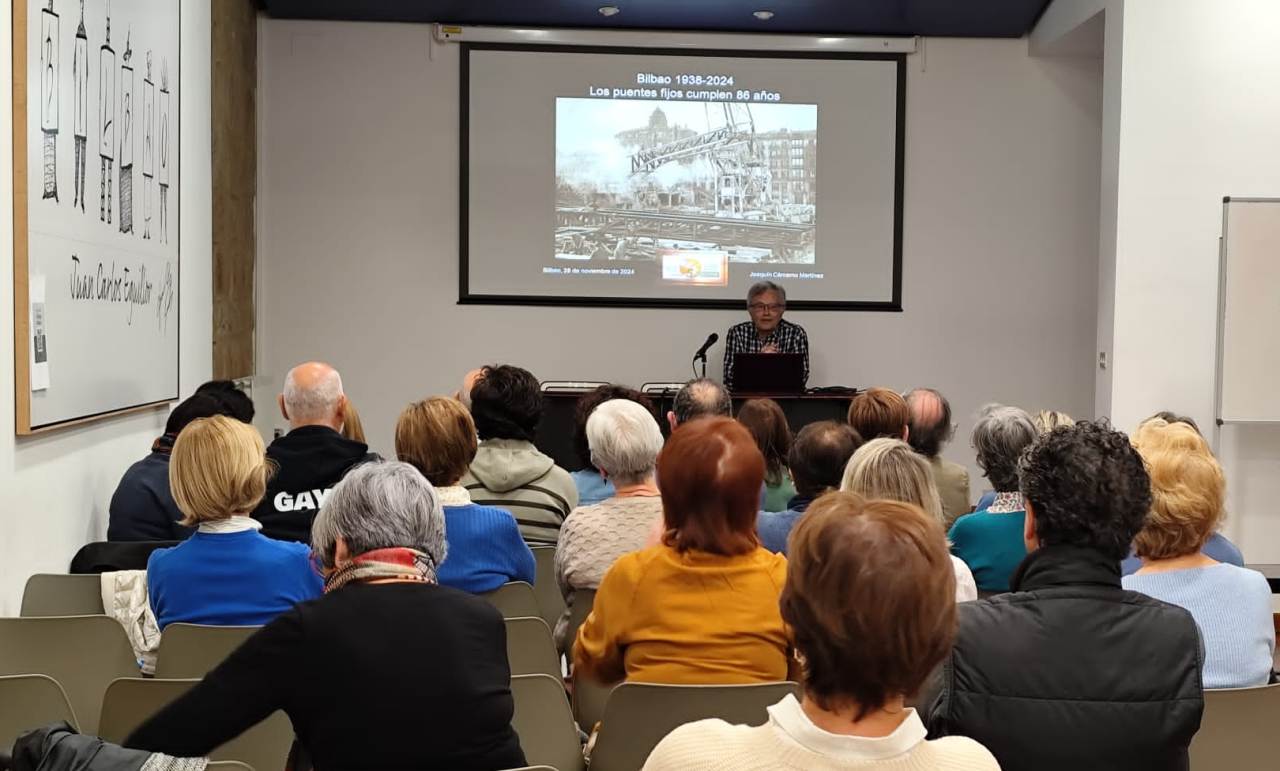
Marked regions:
[928,421,1204,771]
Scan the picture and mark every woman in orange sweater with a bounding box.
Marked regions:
[574,416,792,686]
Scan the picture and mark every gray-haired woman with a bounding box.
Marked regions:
[948,404,1039,593]
[126,461,527,770]
[554,398,665,651]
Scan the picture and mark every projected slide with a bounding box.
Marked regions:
[462,46,903,309]
[555,99,817,269]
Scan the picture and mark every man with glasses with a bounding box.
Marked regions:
[723,281,809,391]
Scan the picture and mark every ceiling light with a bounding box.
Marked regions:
[753,10,775,20]
[598,5,621,16]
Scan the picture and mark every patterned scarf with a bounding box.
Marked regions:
[323,547,438,593]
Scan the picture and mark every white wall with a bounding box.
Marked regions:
[255,22,1103,488]
[0,1,213,614]
[1102,0,1280,560]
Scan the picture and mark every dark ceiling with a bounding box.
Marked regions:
[260,1,1054,38]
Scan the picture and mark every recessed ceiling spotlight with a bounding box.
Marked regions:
[753,10,775,20]
[599,5,621,16]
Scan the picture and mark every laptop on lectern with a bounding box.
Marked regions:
[732,353,805,394]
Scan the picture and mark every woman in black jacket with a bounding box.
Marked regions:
[928,421,1204,771]
[125,461,527,771]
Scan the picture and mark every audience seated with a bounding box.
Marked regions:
[569,385,657,506]
[108,392,225,542]
[575,417,791,685]
[1120,412,1244,574]
[194,379,256,422]
[555,399,665,650]
[666,377,732,431]
[906,387,971,526]
[127,462,527,770]
[927,421,1204,770]
[461,364,578,545]
[396,397,535,594]
[840,439,977,602]
[340,399,367,443]
[1122,418,1275,688]
[147,416,322,629]
[645,493,999,771]
[847,387,910,441]
[947,405,1038,593]
[253,362,377,542]
[757,421,862,555]
[737,399,796,513]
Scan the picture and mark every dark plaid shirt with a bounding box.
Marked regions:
[723,318,810,390]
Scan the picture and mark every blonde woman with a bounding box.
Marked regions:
[841,439,977,601]
[1122,419,1274,688]
[147,415,322,629]
[1033,409,1074,435]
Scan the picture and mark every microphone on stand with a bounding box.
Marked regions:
[692,332,719,378]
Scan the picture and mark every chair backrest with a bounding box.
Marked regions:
[0,674,78,751]
[20,574,104,617]
[155,624,260,678]
[482,581,539,618]
[529,546,565,630]
[509,674,585,771]
[0,616,139,735]
[97,676,293,771]
[566,589,609,728]
[506,617,562,679]
[564,588,596,654]
[206,763,255,771]
[98,677,198,743]
[1189,682,1280,770]
[589,681,801,771]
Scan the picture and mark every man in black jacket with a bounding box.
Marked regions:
[254,362,376,542]
[928,421,1203,771]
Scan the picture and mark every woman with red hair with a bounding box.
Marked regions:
[574,417,792,686]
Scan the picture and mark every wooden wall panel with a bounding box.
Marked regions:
[211,0,257,380]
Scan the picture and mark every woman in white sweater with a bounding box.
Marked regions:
[643,492,998,771]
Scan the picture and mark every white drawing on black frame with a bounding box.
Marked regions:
[142,50,153,239]
[118,30,134,234]
[72,0,88,212]
[158,57,170,242]
[97,3,115,223]
[39,1,59,201]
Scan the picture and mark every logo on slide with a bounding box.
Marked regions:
[660,249,729,286]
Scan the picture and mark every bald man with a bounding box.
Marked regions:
[905,387,971,527]
[253,361,379,542]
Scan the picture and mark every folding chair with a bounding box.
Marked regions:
[1189,682,1280,770]
[482,582,539,618]
[529,546,565,630]
[20,574,104,617]
[588,681,800,771]
[510,674,585,771]
[155,624,260,678]
[506,617,562,679]
[0,616,139,734]
[0,674,78,751]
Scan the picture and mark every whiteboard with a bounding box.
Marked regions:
[1215,198,1280,423]
[16,0,180,432]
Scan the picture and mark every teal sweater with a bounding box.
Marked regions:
[948,508,1027,593]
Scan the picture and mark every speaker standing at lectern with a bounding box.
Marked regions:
[723,281,810,392]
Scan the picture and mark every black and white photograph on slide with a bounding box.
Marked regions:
[555,98,817,265]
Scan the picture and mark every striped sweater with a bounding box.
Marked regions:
[461,438,579,546]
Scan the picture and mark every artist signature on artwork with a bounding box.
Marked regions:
[69,254,175,331]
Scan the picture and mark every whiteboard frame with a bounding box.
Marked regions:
[11,0,179,435]
[1213,197,1280,440]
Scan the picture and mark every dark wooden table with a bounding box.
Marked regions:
[536,389,855,472]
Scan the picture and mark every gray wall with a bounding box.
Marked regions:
[255,21,1103,489]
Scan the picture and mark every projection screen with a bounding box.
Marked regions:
[460,44,905,310]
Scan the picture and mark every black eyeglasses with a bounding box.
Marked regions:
[749,303,785,313]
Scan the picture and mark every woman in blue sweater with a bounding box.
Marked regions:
[1122,418,1275,688]
[148,416,322,629]
[395,397,535,593]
